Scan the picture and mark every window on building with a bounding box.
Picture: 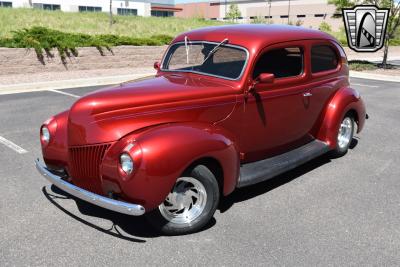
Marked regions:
[314,14,325,17]
[280,15,288,18]
[297,15,306,18]
[311,45,338,73]
[253,47,303,79]
[0,1,12,8]
[79,6,102,12]
[264,16,272,19]
[33,3,61,11]
[151,10,173,17]
[117,8,137,16]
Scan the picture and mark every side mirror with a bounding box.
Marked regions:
[257,73,275,84]
[154,61,160,71]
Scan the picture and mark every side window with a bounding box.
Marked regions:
[311,45,338,73]
[253,47,303,79]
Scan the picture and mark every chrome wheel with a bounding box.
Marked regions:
[337,117,353,149]
[159,177,207,224]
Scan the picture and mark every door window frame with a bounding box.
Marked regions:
[249,41,308,90]
[309,40,342,78]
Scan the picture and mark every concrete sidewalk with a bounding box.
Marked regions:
[344,46,400,62]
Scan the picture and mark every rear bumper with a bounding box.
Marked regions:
[35,159,145,216]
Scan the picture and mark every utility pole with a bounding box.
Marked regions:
[225,0,227,19]
[109,0,113,27]
[268,0,271,23]
[287,0,291,24]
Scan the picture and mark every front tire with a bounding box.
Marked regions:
[331,114,355,157]
[146,165,220,235]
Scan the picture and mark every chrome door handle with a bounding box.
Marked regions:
[303,92,313,97]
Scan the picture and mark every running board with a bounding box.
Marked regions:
[237,140,330,188]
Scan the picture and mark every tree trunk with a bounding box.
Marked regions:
[382,37,390,69]
[109,0,113,28]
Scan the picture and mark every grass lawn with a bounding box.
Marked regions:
[348,60,379,71]
[0,8,225,39]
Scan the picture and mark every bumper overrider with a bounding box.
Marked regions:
[35,159,145,216]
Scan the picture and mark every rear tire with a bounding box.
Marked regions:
[146,165,220,235]
[330,114,355,157]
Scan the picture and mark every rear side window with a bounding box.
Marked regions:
[253,47,303,79]
[311,45,338,73]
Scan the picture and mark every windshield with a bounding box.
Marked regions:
[161,41,248,80]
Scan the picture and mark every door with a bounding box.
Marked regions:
[240,43,314,162]
[307,41,344,137]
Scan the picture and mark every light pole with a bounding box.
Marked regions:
[268,0,271,23]
[287,0,291,24]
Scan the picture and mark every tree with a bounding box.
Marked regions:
[226,4,241,22]
[329,0,400,68]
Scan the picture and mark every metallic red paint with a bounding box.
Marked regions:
[40,25,366,213]
[41,111,68,169]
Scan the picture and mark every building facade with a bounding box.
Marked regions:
[176,0,341,30]
[1,0,340,30]
[1,0,181,17]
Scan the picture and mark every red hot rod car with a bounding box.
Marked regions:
[36,25,366,235]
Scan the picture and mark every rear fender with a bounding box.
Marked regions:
[101,122,240,211]
[316,86,366,149]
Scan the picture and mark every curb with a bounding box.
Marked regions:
[0,73,155,95]
[349,71,400,83]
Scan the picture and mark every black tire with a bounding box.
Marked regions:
[146,165,220,235]
[330,114,355,158]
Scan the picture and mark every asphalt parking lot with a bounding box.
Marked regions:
[0,77,399,266]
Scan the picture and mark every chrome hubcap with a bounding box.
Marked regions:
[159,177,207,224]
[338,117,353,149]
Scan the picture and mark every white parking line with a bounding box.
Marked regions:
[0,136,28,154]
[48,89,80,98]
[352,83,379,88]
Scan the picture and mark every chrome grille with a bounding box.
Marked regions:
[68,144,111,194]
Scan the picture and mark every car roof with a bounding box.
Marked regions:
[173,24,338,51]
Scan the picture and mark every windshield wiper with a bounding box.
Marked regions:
[201,38,229,65]
[184,36,190,64]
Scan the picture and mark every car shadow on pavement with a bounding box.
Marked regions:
[219,137,359,213]
[218,154,332,213]
[42,138,358,239]
[42,186,216,241]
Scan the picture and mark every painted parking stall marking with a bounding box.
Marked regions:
[0,136,28,154]
[48,89,80,98]
[352,83,379,88]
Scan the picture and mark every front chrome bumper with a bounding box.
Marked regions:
[35,159,145,216]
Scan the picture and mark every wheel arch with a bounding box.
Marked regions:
[102,122,240,211]
[181,157,225,195]
[316,86,366,149]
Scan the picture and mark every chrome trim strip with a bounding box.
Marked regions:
[160,40,250,81]
[35,159,145,216]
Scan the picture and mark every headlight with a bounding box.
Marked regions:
[120,153,134,175]
[41,126,50,143]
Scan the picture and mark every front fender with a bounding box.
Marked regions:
[101,122,240,212]
[41,110,69,169]
[316,87,366,149]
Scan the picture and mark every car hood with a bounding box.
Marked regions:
[68,74,238,146]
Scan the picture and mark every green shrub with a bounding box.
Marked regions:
[319,21,332,32]
[0,26,173,62]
